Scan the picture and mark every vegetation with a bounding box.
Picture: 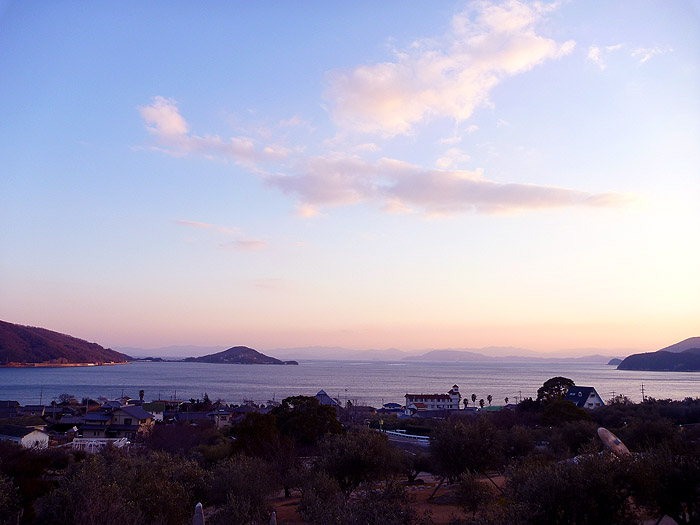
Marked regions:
[2,381,699,524]
[0,319,130,364]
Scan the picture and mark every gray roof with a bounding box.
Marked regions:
[0,424,43,438]
[315,390,341,407]
[114,405,153,419]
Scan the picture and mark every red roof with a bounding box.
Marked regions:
[406,394,452,400]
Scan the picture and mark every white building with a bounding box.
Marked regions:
[0,424,49,449]
[564,386,604,409]
[405,385,461,415]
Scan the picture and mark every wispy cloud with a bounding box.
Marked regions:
[587,43,623,70]
[175,219,266,251]
[631,46,670,64]
[220,239,268,251]
[325,0,575,136]
[267,155,628,216]
[174,219,240,235]
[139,96,288,164]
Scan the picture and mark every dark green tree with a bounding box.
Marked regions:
[315,427,403,496]
[536,377,575,403]
[430,417,503,482]
[271,395,342,447]
[487,395,493,406]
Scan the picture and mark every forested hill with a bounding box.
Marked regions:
[184,346,298,365]
[617,345,700,372]
[0,320,131,365]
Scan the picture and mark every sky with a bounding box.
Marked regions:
[1,1,698,354]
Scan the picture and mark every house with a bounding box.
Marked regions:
[565,386,604,409]
[0,424,49,449]
[315,390,341,408]
[405,385,462,415]
[108,406,154,438]
[377,402,404,415]
[0,400,20,419]
[142,402,165,422]
[80,405,154,439]
[207,408,237,429]
[19,405,46,417]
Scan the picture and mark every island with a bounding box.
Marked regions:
[617,337,700,371]
[607,358,622,366]
[0,319,131,367]
[183,345,298,365]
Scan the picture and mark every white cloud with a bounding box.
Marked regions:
[174,219,239,235]
[631,46,669,64]
[139,97,287,164]
[325,0,575,136]
[587,43,624,70]
[175,219,266,251]
[266,154,628,216]
[436,147,471,168]
[220,239,268,251]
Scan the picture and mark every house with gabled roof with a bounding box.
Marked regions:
[80,405,154,439]
[315,390,341,408]
[564,386,604,409]
[0,424,49,449]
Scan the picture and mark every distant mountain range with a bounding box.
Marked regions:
[0,320,131,366]
[617,337,700,371]
[183,346,298,365]
[116,343,628,363]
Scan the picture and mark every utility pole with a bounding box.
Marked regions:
[641,383,645,402]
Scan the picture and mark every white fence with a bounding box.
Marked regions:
[71,437,130,453]
[382,430,430,443]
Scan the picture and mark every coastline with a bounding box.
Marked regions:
[0,361,131,368]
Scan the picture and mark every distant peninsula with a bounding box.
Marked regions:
[184,346,298,365]
[617,337,700,371]
[0,320,131,367]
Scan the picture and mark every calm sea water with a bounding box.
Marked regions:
[0,361,698,407]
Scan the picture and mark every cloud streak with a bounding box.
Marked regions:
[325,0,575,136]
[140,97,288,164]
[267,155,628,216]
[175,219,266,251]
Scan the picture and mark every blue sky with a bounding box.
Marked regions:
[1,1,698,353]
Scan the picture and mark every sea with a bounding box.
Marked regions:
[1,360,698,407]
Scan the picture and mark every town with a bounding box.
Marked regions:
[1,378,698,524]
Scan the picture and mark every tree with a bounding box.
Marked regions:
[463,398,469,408]
[271,396,342,447]
[471,393,477,405]
[430,418,503,482]
[630,446,700,524]
[487,395,493,406]
[542,398,591,426]
[537,377,574,403]
[207,455,275,522]
[504,397,509,405]
[0,473,20,524]
[315,427,402,496]
[506,453,639,525]
[455,472,495,519]
[139,389,144,402]
[479,399,485,409]
[58,393,74,404]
